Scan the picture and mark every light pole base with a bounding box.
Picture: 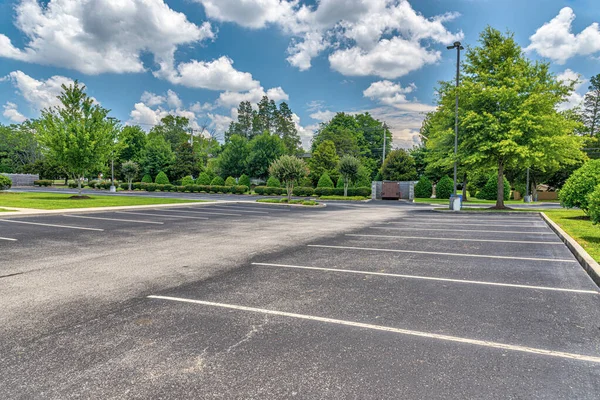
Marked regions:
[449,195,462,211]
[109,185,116,193]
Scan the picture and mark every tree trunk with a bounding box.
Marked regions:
[344,180,348,197]
[496,159,504,209]
[287,182,293,202]
[77,176,82,196]
[128,178,132,191]
[462,173,468,202]
[64,176,68,185]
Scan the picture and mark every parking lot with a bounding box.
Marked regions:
[1,205,600,399]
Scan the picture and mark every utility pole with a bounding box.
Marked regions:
[447,41,464,197]
[525,167,530,202]
[382,123,387,165]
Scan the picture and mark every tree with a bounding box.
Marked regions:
[118,125,146,164]
[582,74,600,137]
[246,132,286,179]
[226,101,253,141]
[559,159,600,214]
[450,27,583,208]
[269,155,308,202]
[225,176,236,186]
[381,149,418,181]
[312,113,361,157]
[148,115,190,150]
[172,142,199,180]
[337,155,361,197]
[196,172,211,185]
[308,140,339,184]
[238,174,251,187]
[218,135,249,178]
[142,135,174,179]
[36,81,118,196]
[121,161,139,190]
[276,102,301,154]
[436,176,454,199]
[155,170,170,184]
[476,174,510,200]
[317,172,334,188]
[414,176,433,198]
[267,176,281,187]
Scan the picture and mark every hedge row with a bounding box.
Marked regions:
[129,183,249,194]
[253,186,371,197]
[34,180,54,187]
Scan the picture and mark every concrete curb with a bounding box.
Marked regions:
[433,209,542,215]
[255,201,326,208]
[541,212,600,287]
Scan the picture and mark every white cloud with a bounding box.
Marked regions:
[292,113,318,150]
[287,32,329,71]
[0,0,214,76]
[363,80,434,112]
[207,113,234,135]
[329,37,441,79]
[166,90,183,109]
[525,7,600,64]
[195,0,297,29]
[158,56,260,91]
[365,106,425,149]
[556,69,586,111]
[2,102,27,123]
[217,86,289,108]
[140,91,166,107]
[2,70,80,113]
[309,110,336,122]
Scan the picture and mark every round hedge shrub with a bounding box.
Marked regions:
[146,183,158,192]
[266,176,281,187]
[414,176,433,199]
[435,176,453,199]
[238,174,251,187]
[476,174,510,201]
[68,180,78,189]
[141,174,152,183]
[196,172,211,185]
[559,160,600,213]
[225,176,236,186]
[293,187,315,197]
[317,173,334,188]
[211,176,225,186]
[587,184,600,224]
[0,174,12,190]
[336,177,344,188]
[155,171,170,185]
[181,175,195,186]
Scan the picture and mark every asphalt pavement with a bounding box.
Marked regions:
[1,203,598,399]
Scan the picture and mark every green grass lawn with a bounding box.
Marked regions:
[414,197,549,205]
[0,208,17,212]
[544,210,600,263]
[0,192,202,210]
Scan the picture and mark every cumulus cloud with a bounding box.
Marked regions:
[140,91,166,107]
[525,7,600,64]
[556,69,586,111]
[309,110,336,122]
[0,0,215,76]
[2,70,83,116]
[195,0,297,29]
[363,80,434,112]
[3,102,27,123]
[217,87,289,108]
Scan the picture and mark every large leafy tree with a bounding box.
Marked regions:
[118,125,147,163]
[583,74,600,137]
[337,155,361,197]
[276,102,301,154]
[0,122,41,173]
[312,113,360,157]
[142,135,174,179]
[308,140,339,184]
[247,132,286,179]
[269,155,308,202]
[381,149,418,181]
[430,27,584,208]
[148,115,190,150]
[36,81,118,195]
[218,134,249,178]
[172,142,200,179]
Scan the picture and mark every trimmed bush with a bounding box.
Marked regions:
[560,160,600,213]
[156,184,165,191]
[68,180,78,189]
[0,175,12,190]
[414,176,433,198]
[181,175,195,186]
[163,184,174,192]
[132,182,142,190]
[317,173,334,188]
[141,174,152,183]
[211,176,225,186]
[293,187,315,197]
[476,174,510,201]
[155,171,170,184]
[120,182,129,190]
[348,187,371,197]
[34,179,53,187]
[588,184,600,224]
[238,174,251,187]
[436,176,453,199]
[225,176,236,186]
[233,185,249,194]
[146,183,158,192]
[315,187,335,196]
[254,186,267,195]
[176,185,186,192]
[299,177,313,188]
[336,177,344,188]
[196,172,211,185]
[266,176,281,187]
[86,180,97,188]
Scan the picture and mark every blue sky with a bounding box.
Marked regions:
[1,0,599,148]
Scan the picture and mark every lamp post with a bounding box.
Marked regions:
[447,41,464,197]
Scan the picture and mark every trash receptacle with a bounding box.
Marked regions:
[449,194,462,211]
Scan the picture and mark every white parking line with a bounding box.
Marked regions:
[203,207,269,214]
[371,227,557,235]
[0,219,104,231]
[346,234,562,245]
[389,221,548,228]
[252,263,598,294]
[400,217,542,223]
[148,295,600,364]
[215,205,272,212]
[0,236,17,241]
[63,215,164,224]
[307,244,577,263]
[160,209,242,217]
[115,211,208,220]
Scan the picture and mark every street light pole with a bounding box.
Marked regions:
[447,41,464,197]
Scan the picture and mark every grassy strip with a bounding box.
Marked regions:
[319,195,370,201]
[256,198,319,206]
[543,210,600,263]
[415,197,549,205]
[0,192,201,210]
[0,208,17,212]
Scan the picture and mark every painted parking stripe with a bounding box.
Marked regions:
[400,217,542,222]
[216,205,276,212]
[115,211,208,220]
[0,236,17,241]
[346,234,562,245]
[371,227,557,235]
[252,263,598,294]
[307,244,577,263]
[388,221,548,228]
[0,219,104,231]
[159,209,242,217]
[148,295,600,364]
[63,215,164,224]
[203,207,269,214]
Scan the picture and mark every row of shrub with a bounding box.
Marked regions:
[253,186,371,197]
[128,182,249,194]
[34,179,54,187]
[0,174,12,190]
